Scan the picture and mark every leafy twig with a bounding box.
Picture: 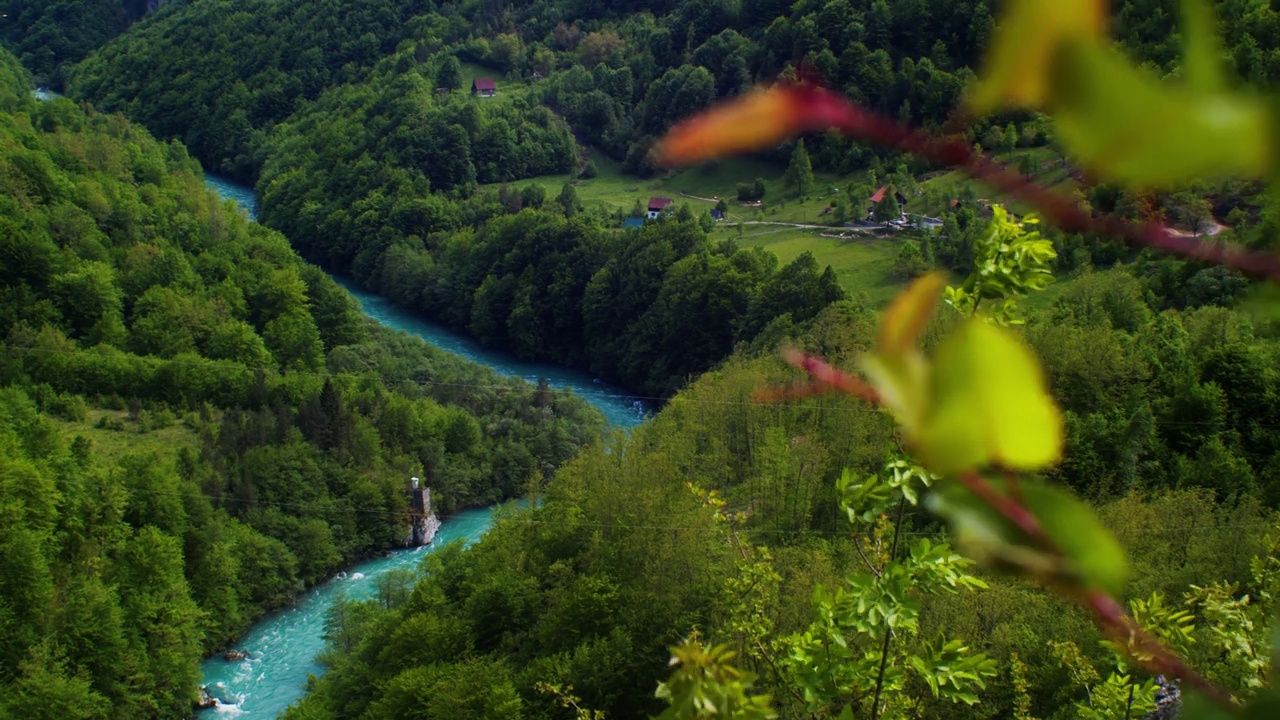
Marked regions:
[772,354,1239,711]
[1086,590,1236,709]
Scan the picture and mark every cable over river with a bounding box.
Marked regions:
[197,175,645,716]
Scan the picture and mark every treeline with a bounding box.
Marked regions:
[280,293,1279,720]
[70,0,446,180]
[66,0,987,179]
[0,51,601,718]
[68,0,1280,183]
[255,75,577,221]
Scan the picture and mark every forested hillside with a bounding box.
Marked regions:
[9,1,1280,719]
[0,0,176,82]
[0,48,601,718]
[281,292,1280,720]
[61,0,1280,396]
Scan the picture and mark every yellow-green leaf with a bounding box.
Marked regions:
[879,272,946,354]
[1180,0,1226,93]
[860,351,930,438]
[1050,38,1272,187]
[916,319,1062,475]
[964,0,1106,116]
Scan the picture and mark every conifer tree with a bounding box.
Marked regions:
[783,140,813,197]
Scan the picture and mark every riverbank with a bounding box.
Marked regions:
[195,173,641,717]
[202,174,652,428]
[196,506,498,717]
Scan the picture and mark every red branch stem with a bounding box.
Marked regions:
[1087,591,1237,708]
[765,348,882,406]
[956,470,1048,544]
[831,107,1280,284]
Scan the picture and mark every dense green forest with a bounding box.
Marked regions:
[281,292,1280,719]
[61,0,1280,395]
[0,47,602,718]
[7,0,1280,719]
[0,0,174,82]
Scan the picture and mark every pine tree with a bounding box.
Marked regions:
[875,190,901,223]
[783,139,813,197]
[557,183,580,218]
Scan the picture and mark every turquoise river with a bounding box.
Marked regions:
[197,175,645,717]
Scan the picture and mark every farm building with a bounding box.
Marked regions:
[471,78,497,97]
[867,185,907,221]
[647,197,674,220]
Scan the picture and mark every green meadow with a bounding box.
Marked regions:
[49,407,200,461]
[484,146,1089,308]
[721,225,904,304]
[458,61,538,98]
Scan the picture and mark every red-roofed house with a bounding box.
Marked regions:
[647,197,674,220]
[471,78,497,97]
[867,185,907,221]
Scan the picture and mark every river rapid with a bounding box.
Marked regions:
[195,174,644,716]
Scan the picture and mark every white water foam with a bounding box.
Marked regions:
[212,698,245,716]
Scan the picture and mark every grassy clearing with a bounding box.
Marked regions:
[458,61,536,100]
[483,145,1087,307]
[496,153,906,303]
[720,225,904,305]
[906,147,1080,218]
[495,144,1074,225]
[491,153,860,224]
[49,407,200,461]
[514,152,663,215]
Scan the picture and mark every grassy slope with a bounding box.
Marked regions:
[487,145,1084,308]
[722,225,903,304]
[459,61,534,97]
[906,147,1079,217]
[49,408,201,461]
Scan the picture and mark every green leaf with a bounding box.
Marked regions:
[1180,0,1226,93]
[879,272,946,354]
[1243,689,1280,719]
[964,0,1106,115]
[860,351,930,438]
[916,319,1062,475]
[1024,481,1128,596]
[928,478,1129,596]
[1050,38,1272,188]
